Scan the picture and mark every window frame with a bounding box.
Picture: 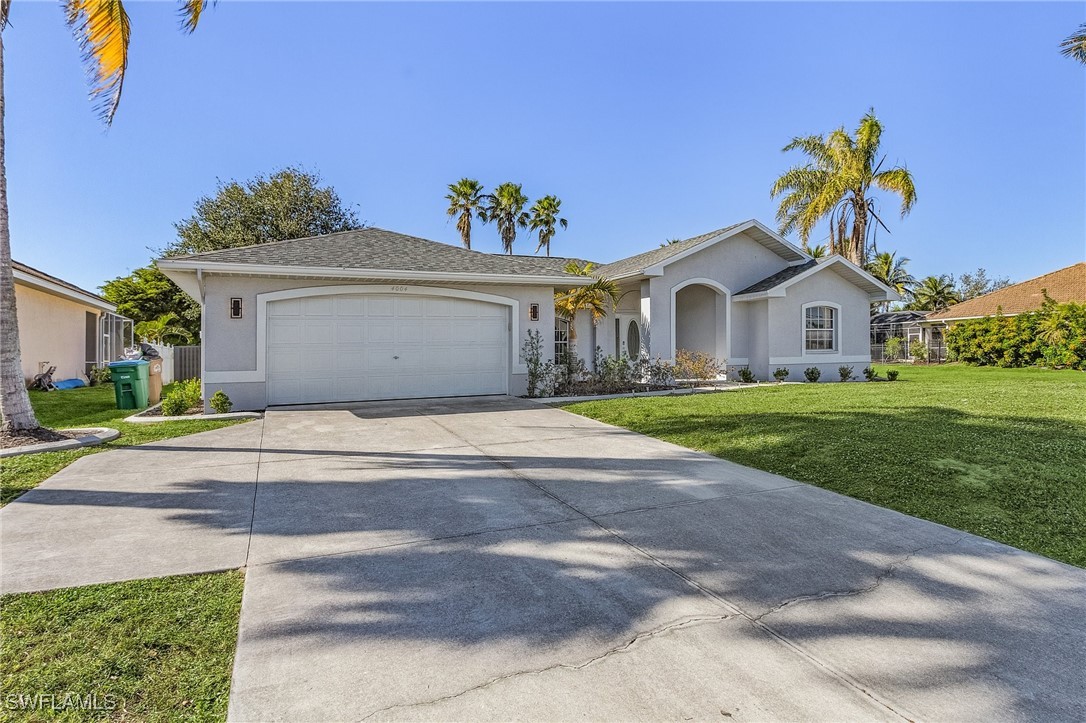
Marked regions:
[802,302,840,354]
[554,318,570,361]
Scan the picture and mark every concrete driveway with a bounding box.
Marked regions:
[2,396,1084,721]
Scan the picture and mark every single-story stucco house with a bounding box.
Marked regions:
[920,262,1086,342]
[157,219,898,410]
[12,261,132,383]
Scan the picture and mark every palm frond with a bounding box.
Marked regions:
[66,0,131,125]
[178,0,207,33]
[1060,23,1086,64]
[873,166,917,215]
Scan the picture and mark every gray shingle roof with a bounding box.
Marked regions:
[162,227,589,278]
[594,222,746,278]
[735,260,818,295]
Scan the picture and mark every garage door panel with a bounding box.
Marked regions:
[267,293,508,405]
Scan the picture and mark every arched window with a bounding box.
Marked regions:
[554,318,570,361]
[804,305,837,352]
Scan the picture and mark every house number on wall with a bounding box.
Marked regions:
[390,286,409,292]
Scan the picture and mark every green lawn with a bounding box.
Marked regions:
[1,384,250,506]
[564,365,1086,568]
[0,571,244,722]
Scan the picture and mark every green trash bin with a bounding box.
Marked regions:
[108,360,150,410]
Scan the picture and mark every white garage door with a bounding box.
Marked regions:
[266,294,509,405]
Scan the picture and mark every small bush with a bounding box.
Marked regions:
[209,390,233,414]
[772,367,790,382]
[886,369,900,381]
[884,336,905,361]
[522,329,545,398]
[161,378,201,416]
[804,367,821,383]
[87,366,112,386]
[838,365,855,382]
[673,349,722,381]
[863,366,878,381]
[737,367,756,383]
[910,340,929,364]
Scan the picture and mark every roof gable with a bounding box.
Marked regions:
[926,262,1085,321]
[733,255,899,301]
[595,219,808,279]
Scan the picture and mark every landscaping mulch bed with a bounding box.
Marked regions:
[0,427,87,450]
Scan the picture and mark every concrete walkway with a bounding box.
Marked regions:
[2,396,1083,721]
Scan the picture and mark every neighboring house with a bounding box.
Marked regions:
[870,310,930,361]
[13,261,133,382]
[921,262,1086,341]
[157,219,897,410]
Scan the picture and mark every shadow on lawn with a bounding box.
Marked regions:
[4,400,1086,718]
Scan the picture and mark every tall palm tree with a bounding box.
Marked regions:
[0,0,208,432]
[554,262,620,344]
[528,195,568,257]
[135,312,192,345]
[908,275,960,312]
[865,251,915,310]
[1061,24,1086,64]
[807,244,828,259]
[480,182,529,254]
[444,178,484,250]
[771,109,917,266]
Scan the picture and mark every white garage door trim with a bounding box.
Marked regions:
[204,284,523,385]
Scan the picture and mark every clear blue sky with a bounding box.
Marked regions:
[7,1,1085,292]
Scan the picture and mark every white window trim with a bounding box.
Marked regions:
[203,284,523,384]
[801,301,841,356]
[669,278,731,363]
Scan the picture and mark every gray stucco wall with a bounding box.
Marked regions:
[199,274,558,410]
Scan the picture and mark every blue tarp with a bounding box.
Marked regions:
[53,378,86,390]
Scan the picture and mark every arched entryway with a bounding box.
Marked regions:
[671,279,729,361]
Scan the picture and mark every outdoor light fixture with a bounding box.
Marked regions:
[529,303,540,321]
[230,298,243,319]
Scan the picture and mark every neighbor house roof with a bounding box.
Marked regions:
[158,227,592,284]
[870,310,929,327]
[595,219,808,279]
[13,260,116,312]
[926,262,1086,322]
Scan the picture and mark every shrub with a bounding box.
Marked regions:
[884,336,905,361]
[838,365,855,382]
[87,366,112,386]
[803,367,821,383]
[522,329,545,398]
[772,367,790,382]
[161,378,201,416]
[209,390,233,414]
[910,339,929,364]
[637,357,675,387]
[886,369,900,381]
[673,349,722,381]
[737,367,756,383]
[863,366,878,381]
[945,298,1086,370]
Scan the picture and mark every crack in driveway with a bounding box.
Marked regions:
[359,613,735,721]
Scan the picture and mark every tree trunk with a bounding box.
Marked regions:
[0,33,41,433]
[849,196,868,266]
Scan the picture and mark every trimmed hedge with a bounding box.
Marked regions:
[945,299,1086,369]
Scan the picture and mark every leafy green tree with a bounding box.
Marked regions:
[956,268,1012,300]
[553,262,620,344]
[771,109,917,266]
[1061,24,1086,64]
[528,195,568,257]
[1,0,208,432]
[166,167,360,256]
[444,178,485,250]
[908,275,961,311]
[135,312,193,345]
[102,266,201,340]
[480,182,529,255]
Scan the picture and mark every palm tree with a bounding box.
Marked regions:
[908,275,960,311]
[480,182,529,254]
[444,178,484,250]
[135,312,192,345]
[865,251,916,310]
[771,109,917,266]
[1,1,208,432]
[528,195,568,256]
[807,244,828,259]
[1061,24,1086,64]
[554,262,620,344]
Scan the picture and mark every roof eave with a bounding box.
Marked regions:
[13,267,116,312]
[156,259,595,287]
